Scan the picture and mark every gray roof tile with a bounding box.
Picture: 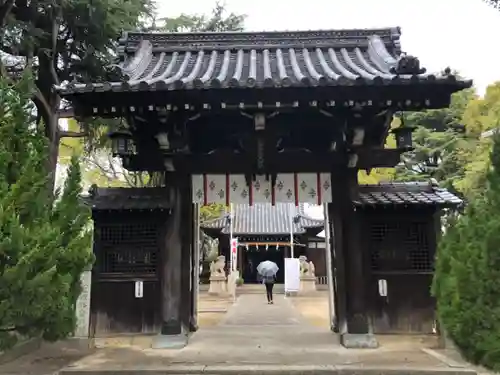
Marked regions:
[202,203,324,235]
[83,187,171,211]
[354,182,463,207]
[56,28,471,96]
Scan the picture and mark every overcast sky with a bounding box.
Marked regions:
[157,0,500,95]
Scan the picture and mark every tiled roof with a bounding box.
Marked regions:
[202,203,324,235]
[56,28,470,95]
[83,187,171,211]
[354,182,463,207]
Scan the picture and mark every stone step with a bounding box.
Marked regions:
[60,365,478,375]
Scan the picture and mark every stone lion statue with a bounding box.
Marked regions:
[299,255,315,277]
[210,255,226,277]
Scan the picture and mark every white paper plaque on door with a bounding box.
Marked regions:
[134,280,144,298]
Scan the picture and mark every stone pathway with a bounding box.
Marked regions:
[220,293,304,326]
[0,294,480,374]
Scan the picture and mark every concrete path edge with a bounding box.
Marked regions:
[60,364,478,375]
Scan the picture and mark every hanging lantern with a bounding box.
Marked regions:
[109,128,135,157]
[391,113,416,150]
[392,126,415,150]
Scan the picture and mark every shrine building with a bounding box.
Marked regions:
[58,27,471,348]
[201,203,325,284]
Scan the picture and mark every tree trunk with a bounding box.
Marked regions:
[47,113,60,193]
[35,55,61,194]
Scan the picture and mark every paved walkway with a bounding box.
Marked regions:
[55,295,471,373]
[0,295,479,374]
[220,293,304,326]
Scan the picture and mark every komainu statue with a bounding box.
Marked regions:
[210,255,226,277]
[299,255,315,277]
[298,255,316,294]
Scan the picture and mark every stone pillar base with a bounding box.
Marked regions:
[208,275,228,296]
[227,271,239,298]
[189,320,198,332]
[340,333,379,349]
[152,324,189,349]
[299,276,317,294]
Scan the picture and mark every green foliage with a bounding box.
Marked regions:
[392,83,500,201]
[56,2,246,189]
[158,2,246,32]
[1,0,155,187]
[0,75,92,350]
[1,0,154,83]
[433,132,500,371]
[200,204,226,222]
[394,88,477,191]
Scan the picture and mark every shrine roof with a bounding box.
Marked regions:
[83,187,171,211]
[56,28,471,96]
[354,181,463,208]
[202,203,324,235]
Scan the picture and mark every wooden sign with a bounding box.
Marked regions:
[192,173,332,206]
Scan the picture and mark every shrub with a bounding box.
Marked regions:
[433,133,500,371]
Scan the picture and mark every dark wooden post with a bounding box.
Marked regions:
[155,174,192,347]
[190,203,199,332]
[180,181,194,333]
[328,203,345,334]
[329,168,378,348]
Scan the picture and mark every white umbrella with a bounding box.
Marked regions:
[256,260,279,277]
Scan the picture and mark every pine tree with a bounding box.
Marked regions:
[433,132,500,370]
[0,75,93,349]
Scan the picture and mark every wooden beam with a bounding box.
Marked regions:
[57,108,75,118]
[122,149,404,173]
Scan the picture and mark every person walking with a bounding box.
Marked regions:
[256,260,279,304]
[263,274,276,304]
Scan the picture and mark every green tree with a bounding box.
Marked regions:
[158,2,245,32]
[70,3,247,213]
[0,75,93,350]
[0,0,154,188]
[454,83,500,198]
[394,88,478,194]
[56,2,247,193]
[433,132,500,371]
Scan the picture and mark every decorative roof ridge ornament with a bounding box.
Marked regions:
[122,28,401,45]
[390,52,426,75]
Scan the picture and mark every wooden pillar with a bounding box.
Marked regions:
[157,174,192,343]
[238,244,243,272]
[190,204,200,332]
[329,168,378,348]
[328,205,345,334]
[180,187,194,333]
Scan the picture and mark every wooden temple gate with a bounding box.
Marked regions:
[59,28,470,347]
